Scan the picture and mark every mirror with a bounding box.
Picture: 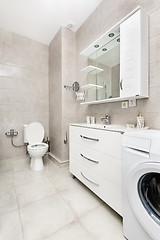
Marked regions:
[87,35,120,102]
[72,81,80,92]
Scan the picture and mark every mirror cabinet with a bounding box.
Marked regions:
[80,7,148,105]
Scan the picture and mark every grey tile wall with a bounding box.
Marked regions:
[2,0,160,162]
[49,29,63,161]
[49,28,76,162]
[75,0,160,130]
[0,29,49,160]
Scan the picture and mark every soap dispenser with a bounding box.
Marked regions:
[137,113,144,129]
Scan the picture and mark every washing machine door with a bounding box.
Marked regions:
[127,162,160,240]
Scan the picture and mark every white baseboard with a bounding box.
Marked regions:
[48,152,69,168]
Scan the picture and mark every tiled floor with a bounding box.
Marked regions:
[0,155,125,240]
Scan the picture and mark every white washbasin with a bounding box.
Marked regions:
[70,123,148,133]
[91,124,124,128]
[90,124,126,131]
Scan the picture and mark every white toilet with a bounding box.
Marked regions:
[24,122,48,171]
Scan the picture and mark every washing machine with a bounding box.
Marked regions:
[122,130,160,240]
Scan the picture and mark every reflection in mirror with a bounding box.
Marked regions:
[87,51,98,101]
[87,35,120,102]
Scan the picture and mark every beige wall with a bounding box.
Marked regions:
[49,27,76,162]
[0,29,49,160]
[1,0,160,162]
[75,0,160,129]
[62,28,76,161]
[49,29,62,160]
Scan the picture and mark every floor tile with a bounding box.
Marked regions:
[13,169,44,186]
[0,159,13,173]
[20,193,76,240]
[60,182,103,217]
[0,171,14,190]
[80,204,125,240]
[0,210,23,240]
[0,156,126,240]
[44,221,95,240]
[15,176,57,207]
[0,188,18,216]
[13,157,30,172]
[43,160,60,177]
[48,172,81,192]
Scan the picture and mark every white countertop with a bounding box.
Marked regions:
[70,123,125,132]
[70,123,149,133]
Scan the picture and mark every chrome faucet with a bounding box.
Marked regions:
[101,114,110,125]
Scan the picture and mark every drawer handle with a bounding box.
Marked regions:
[80,135,99,142]
[81,172,99,187]
[80,153,99,164]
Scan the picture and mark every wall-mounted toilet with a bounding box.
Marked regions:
[24,122,48,171]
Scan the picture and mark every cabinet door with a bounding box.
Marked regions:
[70,126,122,159]
[120,10,148,98]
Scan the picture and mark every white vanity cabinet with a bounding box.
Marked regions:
[120,9,148,98]
[69,125,123,216]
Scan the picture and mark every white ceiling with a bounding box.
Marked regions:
[0,0,103,45]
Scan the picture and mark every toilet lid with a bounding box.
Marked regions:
[26,122,44,145]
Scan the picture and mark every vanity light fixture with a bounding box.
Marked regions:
[108,33,114,37]
[94,44,99,48]
[102,48,107,51]
[117,38,120,42]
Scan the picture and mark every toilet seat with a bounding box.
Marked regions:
[26,122,44,145]
[28,143,48,151]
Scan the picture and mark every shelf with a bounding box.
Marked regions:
[81,65,103,74]
[80,95,149,105]
[80,84,103,90]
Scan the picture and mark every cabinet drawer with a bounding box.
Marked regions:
[99,177,122,216]
[70,143,121,187]
[70,161,100,196]
[70,126,122,159]
[70,161,122,216]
